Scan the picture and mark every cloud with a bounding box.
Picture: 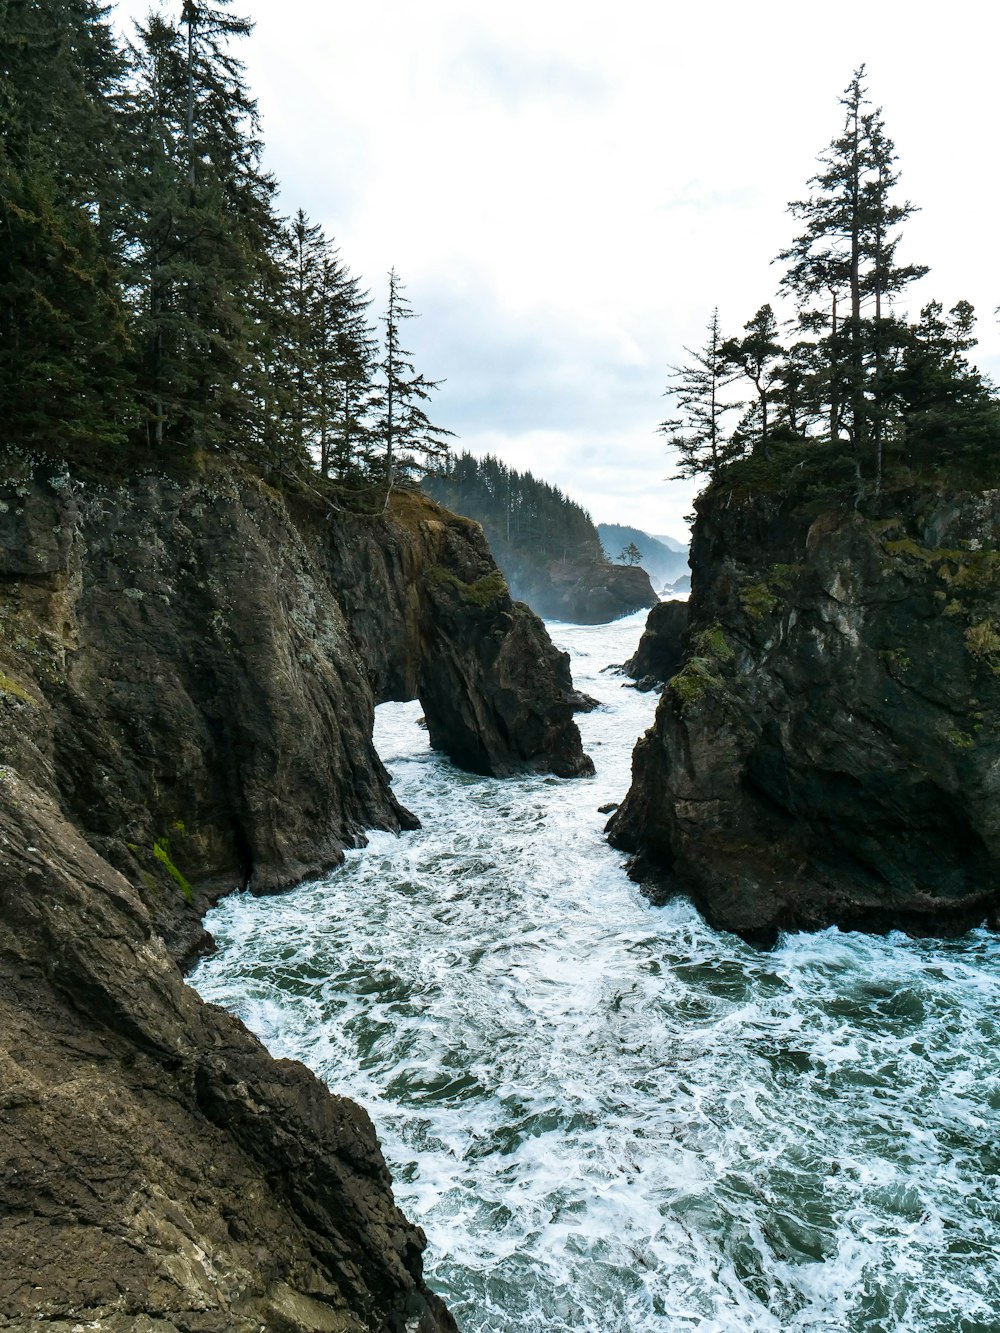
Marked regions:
[452,42,609,110]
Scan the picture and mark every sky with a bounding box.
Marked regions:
[111,0,1000,541]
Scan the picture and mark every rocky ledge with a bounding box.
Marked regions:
[608,485,1000,943]
[0,464,593,1330]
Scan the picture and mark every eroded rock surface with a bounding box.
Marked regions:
[0,465,592,1330]
[608,487,1000,941]
[621,599,689,691]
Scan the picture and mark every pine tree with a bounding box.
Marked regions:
[777,66,926,471]
[124,2,282,460]
[372,268,452,487]
[659,309,740,479]
[889,301,1000,472]
[313,243,378,480]
[720,304,784,454]
[0,0,132,465]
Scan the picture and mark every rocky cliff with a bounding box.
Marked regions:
[0,464,592,1330]
[531,558,658,624]
[608,486,1000,943]
[621,599,689,692]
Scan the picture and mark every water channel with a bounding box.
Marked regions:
[193,612,1000,1332]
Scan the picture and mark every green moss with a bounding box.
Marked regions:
[0,669,37,705]
[739,581,779,620]
[693,623,734,663]
[884,537,933,562]
[769,562,804,590]
[667,622,734,711]
[426,565,508,607]
[881,647,912,673]
[153,837,194,904]
[965,620,1000,673]
[946,729,976,750]
[668,658,725,709]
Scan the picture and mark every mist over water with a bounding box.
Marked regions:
[193,612,1000,1332]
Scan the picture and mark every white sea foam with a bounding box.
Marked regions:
[193,610,1000,1332]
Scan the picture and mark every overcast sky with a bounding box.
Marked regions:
[113,0,1000,540]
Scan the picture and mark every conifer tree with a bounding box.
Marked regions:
[125,2,282,459]
[0,0,132,464]
[372,268,452,486]
[720,304,784,453]
[314,246,379,480]
[777,66,926,467]
[659,309,740,479]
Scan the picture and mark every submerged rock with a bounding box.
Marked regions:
[0,464,592,1329]
[608,486,1000,941]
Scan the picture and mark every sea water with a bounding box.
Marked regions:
[192,611,1000,1332]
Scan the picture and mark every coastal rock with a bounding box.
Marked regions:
[0,466,592,1329]
[608,486,1000,941]
[622,599,689,691]
[523,558,659,624]
[316,489,594,777]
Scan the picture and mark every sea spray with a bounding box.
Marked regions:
[193,611,1000,1332]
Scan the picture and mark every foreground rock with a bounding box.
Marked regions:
[621,599,689,691]
[0,465,593,1329]
[608,486,1000,942]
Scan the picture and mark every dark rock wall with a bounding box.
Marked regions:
[0,465,593,1330]
[313,489,593,777]
[608,486,1000,941]
[622,599,689,691]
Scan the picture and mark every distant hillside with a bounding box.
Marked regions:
[423,454,657,622]
[652,533,689,553]
[597,524,689,590]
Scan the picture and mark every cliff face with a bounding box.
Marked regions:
[0,466,591,1330]
[532,558,659,624]
[621,599,689,691]
[608,486,1000,942]
[450,541,659,624]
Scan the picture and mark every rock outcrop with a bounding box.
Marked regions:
[0,464,592,1329]
[608,486,1000,942]
[622,599,689,691]
[535,558,658,624]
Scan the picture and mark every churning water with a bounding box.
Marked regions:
[192,612,1000,1332]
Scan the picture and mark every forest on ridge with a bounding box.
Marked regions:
[0,0,451,491]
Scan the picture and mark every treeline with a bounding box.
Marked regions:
[0,0,450,486]
[423,452,603,565]
[663,68,1000,497]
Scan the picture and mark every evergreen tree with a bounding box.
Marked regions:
[777,66,927,471]
[124,2,282,460]
[659,309,741,479]
[720,304,784,454]
[889,301,1000,471]
[0,0,132,465]
[372,268,452,485]
[311,241,378,480]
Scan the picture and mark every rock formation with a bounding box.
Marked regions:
[534,558,658,624]
[608,486,1000,943]
[0,464,593,1329]
[621,599,689,691]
